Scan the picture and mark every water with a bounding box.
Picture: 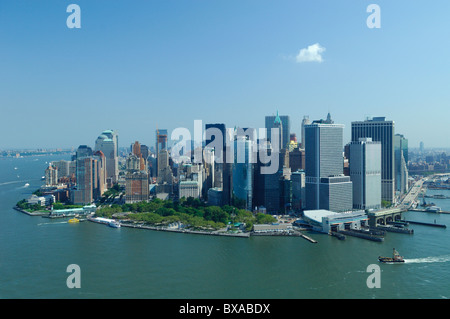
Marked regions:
[1,155,450,299]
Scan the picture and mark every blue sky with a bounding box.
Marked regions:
[1,1,450,149]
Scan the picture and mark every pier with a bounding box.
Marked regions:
[403,220,447,228]
[337,229,384,242]
[330,231,346,240]
[374,225,414,234]
[422,194,450,199]
[297,231,318,243]
[410,208,450,214]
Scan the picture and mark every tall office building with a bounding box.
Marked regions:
[265,111,290,149]
[350,138,382,210]
[232,134,254,211]
[301,115,311,149]
[289,147,305,172]
[351,117,395,203]
[205,123,231,205]
[45,164,58,186]
[156,149,174,194]
[305,115,353,212]
[73,145,94,205]
[203,147,215,199]
[394,134,409,194]
[51,160,71,179]
[125,171,149,203]
[256,140,288,213]
[291,170,305,211]
[92,150,107,200]
[95,130,119,185]
[131,140,147,172]
[156,129,168,157]
[72,146,107,205]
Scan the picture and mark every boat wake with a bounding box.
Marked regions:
[404,255,450,264]
[37,221,68,226]
[0,180,26,187]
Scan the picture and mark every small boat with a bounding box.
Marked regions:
[24,183,30,187]
[379,248,405,263]
[68,218,80,224]
[108,220,121,228]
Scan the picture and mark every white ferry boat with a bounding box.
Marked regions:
[108,220,121,228]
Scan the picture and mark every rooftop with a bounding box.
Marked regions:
[303,210,340,224]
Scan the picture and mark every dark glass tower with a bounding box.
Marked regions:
[351,117,395,203]
[265,111,290,150]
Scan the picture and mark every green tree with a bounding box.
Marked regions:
[256,213,277,224]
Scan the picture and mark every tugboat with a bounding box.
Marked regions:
[379,248,405,263]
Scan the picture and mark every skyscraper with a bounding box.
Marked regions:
[350,138,382,210]
[301,115,311,149]
[72,145,94,205]
[95,130,119,186]
[351,117,395,203]
[93,150,107,200]
[394,134,409,194]
[265,111,290,150]
[291,170,305,211]
[125,171,149,203]
[45,164,58,186]
[305,115,353,212]
[232,134,254,211]
[205,123,226,163]
[205,123,231,205]
[156,129,168,157]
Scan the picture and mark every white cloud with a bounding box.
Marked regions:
[295,43,326,63]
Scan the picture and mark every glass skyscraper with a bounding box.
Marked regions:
[232,135,254,211]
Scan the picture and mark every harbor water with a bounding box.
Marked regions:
[1,154,450,299]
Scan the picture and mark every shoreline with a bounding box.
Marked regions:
[13,206,48,216]
[104,220,252,238]
[14,205,317,242]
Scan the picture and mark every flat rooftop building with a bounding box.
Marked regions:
[303,209,368,233]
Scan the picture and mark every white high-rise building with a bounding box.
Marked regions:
[304,115,353,213]
[350,138,382,210]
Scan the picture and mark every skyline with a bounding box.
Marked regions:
[2,1,450,149]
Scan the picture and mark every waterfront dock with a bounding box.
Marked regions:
[296,231,318,243]
[251,229,317,242]
[330,231,346,240]
[338,229,385,242]
[410,208,450,214]
[403,220,447,228]
[374,225,414,234]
